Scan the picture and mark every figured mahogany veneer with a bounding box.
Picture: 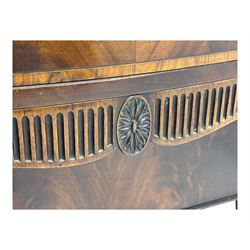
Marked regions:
[13,41,236,86]
[13,41,237,209]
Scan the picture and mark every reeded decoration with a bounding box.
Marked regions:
[117,96,151,155]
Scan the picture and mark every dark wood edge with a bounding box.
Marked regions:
[13,194,238,209]
[13,61,237,110]
[185,194,237,209]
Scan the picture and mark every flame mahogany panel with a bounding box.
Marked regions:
[13,41,237,209]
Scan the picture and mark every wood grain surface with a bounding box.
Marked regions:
[13,41,237,86]
[13,41,237,209]
[13,122,237,209]
[13,61,237,110]
[13,41,236,72]
[13,78,237,169]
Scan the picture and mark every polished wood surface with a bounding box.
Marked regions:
[13,41,136,72]
[13,41,237,86]
[135,41,236,61]
[13,41,236,72]
[13,61,237,110]
[13,78,237,169]
[13,122,237,209]
[13,41,237,209]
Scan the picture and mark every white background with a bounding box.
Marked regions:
[0,1,249,249]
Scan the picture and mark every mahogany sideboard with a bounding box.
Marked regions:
[13,41,237,209]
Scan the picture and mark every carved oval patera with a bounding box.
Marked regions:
[117,96,151,155]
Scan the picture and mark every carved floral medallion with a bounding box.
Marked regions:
[117,96,151,155]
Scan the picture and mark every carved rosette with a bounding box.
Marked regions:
[117,96,151,155]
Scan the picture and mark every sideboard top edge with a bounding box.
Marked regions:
[13,50,237,87]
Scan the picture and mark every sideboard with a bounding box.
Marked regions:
[13,41,237,209]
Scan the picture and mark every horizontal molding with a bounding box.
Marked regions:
[13,78,237,169]
[13,50,237,87]
[13,99,116,169]
[151,78,237,145]
[13,61,237,110]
